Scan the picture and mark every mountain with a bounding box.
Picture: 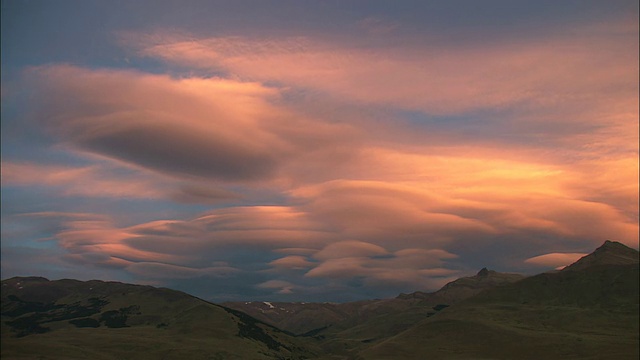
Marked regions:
[359,241,639,359]
[224,268,525,337]
[564,240,639,271]
[1,277,316,360]
[398,267,526,303]
[224,268,526,358]
[2,240,637,359]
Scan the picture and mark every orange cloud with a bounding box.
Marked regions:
[9,20,636,295]
[26,65,358,183]
[127,29,636,116]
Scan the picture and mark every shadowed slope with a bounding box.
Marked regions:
[1,277,316,360]
[224,268,524,336]
[398,267,525,303]
[360,241,639,360]
[564,240,639,271]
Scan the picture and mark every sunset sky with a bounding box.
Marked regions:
[2,0,638,302]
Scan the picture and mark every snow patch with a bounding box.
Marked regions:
[263,301,275,309]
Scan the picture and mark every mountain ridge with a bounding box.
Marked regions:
[563,240,639,271]
[360,241,639,359]
[2,240,638,359]
[1,276,316,359]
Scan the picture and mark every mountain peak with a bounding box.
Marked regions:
[598,240,633,252]
[563,240,639,271]
[477,267,490,277]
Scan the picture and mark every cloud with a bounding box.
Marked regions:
[126,262,239,279]
[26,65,284,181]
[127,29,636,116]
[3,11,637,301]
[26,65,357,184]
[269,256,315,270]
[257,280,296,294]
[312,240,389,260]
[35,206,333,276]
[524,253,588,269]
[291,179,498,246]
[170,184,241,204]
[2,161,167,199]
[305,242,459,291]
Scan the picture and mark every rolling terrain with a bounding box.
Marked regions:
[1,240,638,359]
[224,268,524,336]
[1,277,316,359]
[359,240,639,359]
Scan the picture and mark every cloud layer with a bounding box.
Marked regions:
[2,1,638,301]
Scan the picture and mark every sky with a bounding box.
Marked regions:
[1,0,638,302]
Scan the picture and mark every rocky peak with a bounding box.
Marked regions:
[476,267,490,277]
[563,240,639,271]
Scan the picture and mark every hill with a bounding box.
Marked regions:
[1,277,316,359]
[359,240,639,359]
[225,268,524,336]
[225,267,526,358]
[2,240,637,359]
[564,240,640,271]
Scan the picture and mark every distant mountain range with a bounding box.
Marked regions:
[2,240,638,359]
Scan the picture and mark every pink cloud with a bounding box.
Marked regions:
[269,256,315,270]
[41,206,334,272]
[312,240,389,260]
[8,21,636,294]
[525,253,588,269]
[127,29,636,116]
[26,65,358,183]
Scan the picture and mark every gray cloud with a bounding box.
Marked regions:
[78,122,278,181]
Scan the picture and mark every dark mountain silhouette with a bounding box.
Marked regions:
[360,240,639,359]
[563,240,639,271]
[2,240,638,359]
[397,266,525,303]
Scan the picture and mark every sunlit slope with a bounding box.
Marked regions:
[360,241,639,360]
[1,277,316,360]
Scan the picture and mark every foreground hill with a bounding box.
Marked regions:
[359,240,640,359]
[1,277,316,360]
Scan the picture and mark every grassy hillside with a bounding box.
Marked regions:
[1,277,316,360]
[359,241,639,359]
